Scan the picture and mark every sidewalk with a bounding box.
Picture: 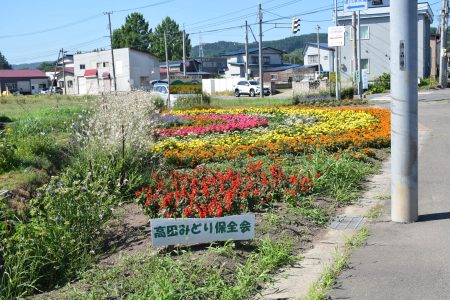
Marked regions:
[330,101,450,299]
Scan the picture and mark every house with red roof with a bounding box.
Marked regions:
[0,69,49,95]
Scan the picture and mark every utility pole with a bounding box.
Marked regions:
[334,0,341,100]
[391,0,418,223]
[104,11,117,94]
[51,49,61,95]
[182,29,187,76]
[164,31,171,107]
[245,20,249,80]
[316,25,321,80]
[439,0,449,88]
[357,11,362,97]
[352,12,358,94]
[258,2,264,98]
[62,48,66,95]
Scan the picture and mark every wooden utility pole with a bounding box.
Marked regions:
[104,11,117,94]
[258,2,264,98]
[316,25,321,79]
[62,48,66,95]
[164,31,171,107]
[182,28,186,76]
[352,12,358,92]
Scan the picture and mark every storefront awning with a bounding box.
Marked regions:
[84,69,97,78]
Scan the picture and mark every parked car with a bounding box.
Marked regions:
[234,80,270,97]
[152,83,177,106]
[41,87,63,94]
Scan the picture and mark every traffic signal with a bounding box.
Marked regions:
[292,18,300,34]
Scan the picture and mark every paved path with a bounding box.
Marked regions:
[330,100,450,300]
[367,88,450,102]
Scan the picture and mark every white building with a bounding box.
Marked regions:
[223,47,285,79]
[302,43,335,73]
[74,48,160,95]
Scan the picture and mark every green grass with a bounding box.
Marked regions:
[210,97,293,108]
[0,94,95,119]
[305,227,370,300]
[63,239,294,300]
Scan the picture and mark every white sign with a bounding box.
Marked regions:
[362,69,369,89]
[328,26,346,47]
[151,214,256,247]
[344,0,368,12]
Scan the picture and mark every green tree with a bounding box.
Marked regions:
[0,51,12,69]
[37,61,55,72]
[112,12,152,52]
[150,17,191,61]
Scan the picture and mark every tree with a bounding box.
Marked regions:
[112,13,152,52]
[150,17,191,61]
[37,62,55,72]
[0,52,12,69]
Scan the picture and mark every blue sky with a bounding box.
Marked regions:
[0,0,442,64]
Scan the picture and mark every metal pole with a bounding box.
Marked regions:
[182,29,186,76]
[164,31,171,107]
[51,49,61,95]
[334,0,340,100]
[357,11,362,97]
[245,20,249,80]
[105,12,117,94]
[391,0,418,223]
[316,25,321,80]
[62,48,66,95]
[258,2,264,98]
[352,12,358,93]
[439,0,448,88]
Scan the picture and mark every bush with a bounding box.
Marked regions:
[173,93,211,110]
[0,115,12,123]
[419,77,438,88]
[0,129,17,173]
[340,87,354,100]
[367,72,390,94]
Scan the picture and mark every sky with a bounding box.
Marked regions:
[0,0,443,65]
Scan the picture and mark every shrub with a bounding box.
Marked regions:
[0,129,17,172]
[340,87,355,100]
[419,77,438,88]
[173,93,211,110]
[0,115,12,123]
[367,72,390,94]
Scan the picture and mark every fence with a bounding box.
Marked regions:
[202,78,243,94]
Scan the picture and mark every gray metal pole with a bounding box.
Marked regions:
[62,48,66,95]
[357,11,362,97]
[245,20,249,80]
[391,0,418,223]
[317,25,321,79]
[182,29,186,77]
[105,12,117,94]
[164,31,171,107]
[258,3,264,98]
[334,0,340,100]
[439,0,448,88]
[352,12,358,94]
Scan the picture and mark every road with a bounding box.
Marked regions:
[330,90,450,300]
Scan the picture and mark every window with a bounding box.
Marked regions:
[323,56,328,61]
[68,81,73,88]
[308,55,318,64]
[97,62,102,68]
[372,0,383,5]
[270,74,278,80]
[251,56,258,64]
[361,59,370,73]
[103,62,110,67]
[263,56,271,65]
[350,26,370,40]
[80,64,86,70]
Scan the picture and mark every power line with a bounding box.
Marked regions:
[113,0,176,13]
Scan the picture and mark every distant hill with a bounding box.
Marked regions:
[12,61,52,70]
[191,33,328,58]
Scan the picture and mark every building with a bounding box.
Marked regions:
[337,1,433,81]
[195,57,227,75]
[302,43,335,73]
[74,48,160,95]
[223,47,286,78]
[0,69,48,95]
[55,67,75,95]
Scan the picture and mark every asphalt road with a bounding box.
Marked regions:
[329,94,450,299]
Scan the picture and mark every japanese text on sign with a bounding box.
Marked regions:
[151,214,255,247]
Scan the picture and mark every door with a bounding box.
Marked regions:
[78,77,86,95]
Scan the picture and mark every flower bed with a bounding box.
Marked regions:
[136,161,318,219]
[155,114,268,137]
[151,107,390,167]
